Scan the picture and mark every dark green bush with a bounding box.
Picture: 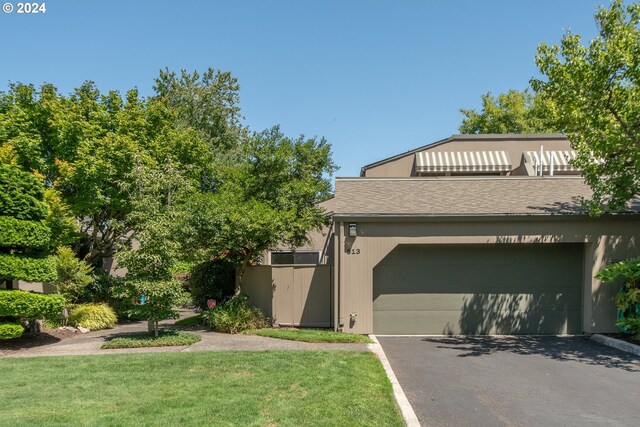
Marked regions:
[188,259,235,310]
[68,303,117,330]
[0,253,57,283]
[0,322,24,340]
[0,216,51,249]
[0,290,66,319]
[0,165,47,221]
[205,294,269,334]
[597,257,640,337]
[81,269,118,303]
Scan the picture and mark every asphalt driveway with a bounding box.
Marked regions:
[378,336,640,427]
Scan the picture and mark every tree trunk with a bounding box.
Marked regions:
[234,256,252,295]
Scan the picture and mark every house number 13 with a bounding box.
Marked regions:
[346,248,361,254]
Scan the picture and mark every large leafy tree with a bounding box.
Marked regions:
[153,68,245,154]
[0,68,241,267]
[532,0,640,215]
[459,89,558,134]
[180,126,337,293]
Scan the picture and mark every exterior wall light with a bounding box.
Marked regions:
[348,223,357,237]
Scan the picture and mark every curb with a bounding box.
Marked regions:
[591,334,640,357]
[368,335,421,427]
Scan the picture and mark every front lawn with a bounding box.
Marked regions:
[250,328,373,344]
[0,351,403,427]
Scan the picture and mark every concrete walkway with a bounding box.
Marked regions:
[2,311,369,358]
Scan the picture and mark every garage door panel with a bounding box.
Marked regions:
[373,244,583,335]
[374,266,582,294]
[374,274,582,295]
[374,291,582,312]
[380,244,577,265]
[373,309,582,335]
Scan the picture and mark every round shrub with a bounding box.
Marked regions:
[0,322,24,340]
[206,294,269,334]
[188,260,235,310]
[68,303,117,330]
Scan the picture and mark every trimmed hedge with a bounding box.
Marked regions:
[0,322,24,340]
[0,290,65,319]
[0,253,57,283]
[0,216,51,249]
[68,303,117,330]
[0,165,47,221]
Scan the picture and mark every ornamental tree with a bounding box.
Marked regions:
[0,165,56,285]
[114,161,191,336]
[532,0,640,214]
[0,289,65,338]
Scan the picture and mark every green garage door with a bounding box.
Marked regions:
[373,244,583,335]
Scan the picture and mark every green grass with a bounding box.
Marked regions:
[0,351,403,427]
[249,328,373,344]
[101,330,201,349]
[174,314,205,327]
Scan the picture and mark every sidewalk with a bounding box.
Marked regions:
[1,311,369,357]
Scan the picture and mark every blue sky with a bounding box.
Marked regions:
[0,0,609,177]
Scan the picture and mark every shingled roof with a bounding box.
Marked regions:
[333,176,640,217]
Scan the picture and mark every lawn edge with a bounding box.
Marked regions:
[591,333,640,357]
[368,334,420,427]
[248,328,372,344]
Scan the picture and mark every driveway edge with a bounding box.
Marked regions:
[591,334,640,357]
[368,334,421,427]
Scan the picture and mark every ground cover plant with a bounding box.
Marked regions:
[0,351,403,427]
[249,328,373,344]
[101,330,201,349]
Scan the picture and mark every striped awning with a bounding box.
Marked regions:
[523,151,579,172]
[415,151,512,173]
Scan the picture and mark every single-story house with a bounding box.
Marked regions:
[245,133,640,335]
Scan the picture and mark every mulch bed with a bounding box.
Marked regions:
[0,328,78,356]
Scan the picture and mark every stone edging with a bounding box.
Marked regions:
[368,335,421,427]
[591,334,640,357]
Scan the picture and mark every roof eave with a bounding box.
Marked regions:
[331,212,639,222]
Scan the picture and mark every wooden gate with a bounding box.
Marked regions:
[242,265,332,327]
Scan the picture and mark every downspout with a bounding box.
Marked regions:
[333,221,341,332]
